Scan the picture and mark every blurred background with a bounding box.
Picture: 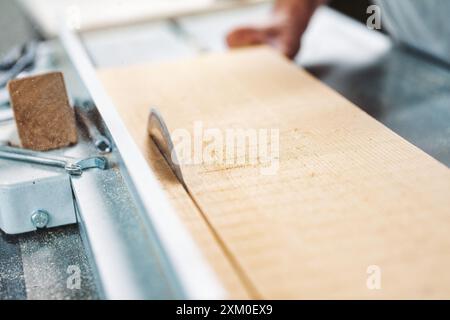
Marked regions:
[0,0,374,56]
[1,0,449,300]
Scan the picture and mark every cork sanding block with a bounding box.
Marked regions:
[8,72,78,151]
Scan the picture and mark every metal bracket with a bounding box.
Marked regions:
[0,144,107,234]
[0,173,77,234]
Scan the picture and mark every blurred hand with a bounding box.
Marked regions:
[226,0,326,59]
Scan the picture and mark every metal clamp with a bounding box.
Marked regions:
[0,144,107,234]
[0,145,107,176]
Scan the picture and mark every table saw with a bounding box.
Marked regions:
[1,1,450,300]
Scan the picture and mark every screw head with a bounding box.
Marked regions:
[95,138,112,153]
[31,210,50,229]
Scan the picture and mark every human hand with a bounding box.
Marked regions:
[226,0,326,59]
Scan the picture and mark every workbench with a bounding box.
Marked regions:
[1,2,449,299]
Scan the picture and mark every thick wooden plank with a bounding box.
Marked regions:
[98,47,450,299]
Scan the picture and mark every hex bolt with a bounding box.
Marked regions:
[31,209,50,229]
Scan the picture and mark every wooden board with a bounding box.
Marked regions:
[98,47,450,299]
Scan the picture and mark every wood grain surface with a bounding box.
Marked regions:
[98,47,450,299]
[8,72,77,151]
